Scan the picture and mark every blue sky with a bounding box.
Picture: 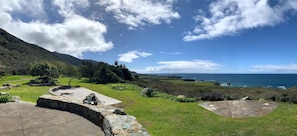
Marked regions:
[1,0,297,73]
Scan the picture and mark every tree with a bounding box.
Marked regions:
[0,70,4,78]
[121,68,132,81]
[93,65,121,84]
[30,62,59,78]
[79,61,95,78]
[114,60,119,67]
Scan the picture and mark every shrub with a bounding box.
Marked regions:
[201,91,224,101]
[278,90,297,104]
[112,85,127,90]
[141,88,156,97]
[0,94,12,103]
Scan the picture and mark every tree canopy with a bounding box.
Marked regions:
[79,61,133,84]
[30,62,59,78]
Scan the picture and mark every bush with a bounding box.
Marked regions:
[0,94,12,103]
[141,88,156,97]
[176,97,197,102]
[201,91,224,101]
[278,91,297,104]
[29,77,57,86]
[112,85,127,90]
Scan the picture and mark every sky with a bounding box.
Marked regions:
[0,0,297,73]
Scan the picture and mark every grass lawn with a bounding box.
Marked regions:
[1,76,297,135]
[0,75,49,102]
[61,77,297,136]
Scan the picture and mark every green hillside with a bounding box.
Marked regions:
[0,29,64,73]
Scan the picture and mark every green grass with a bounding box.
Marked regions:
[0,75,49,102]
[2,86,50,102]
[2,76,297,135]
[0,75,34,85]
[60,78,297,136]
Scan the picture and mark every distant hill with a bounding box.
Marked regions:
[52,52,82,66]
[0,28,64,74]
[0,28,98,74]
[52,52,99,66]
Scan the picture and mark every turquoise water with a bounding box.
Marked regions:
[158,74,297,88]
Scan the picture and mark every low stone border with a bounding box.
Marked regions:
[37,94,149,136]
[0,84,21,90]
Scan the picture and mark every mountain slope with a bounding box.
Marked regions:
[0,29,69,74]
[52,52,83,66]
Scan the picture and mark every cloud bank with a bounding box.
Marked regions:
[145,60,221,73]
[183,0,297,41]
[98,0,180,29]
[250,64,297,73]
[0,0,113,58]
[118,50,152,63]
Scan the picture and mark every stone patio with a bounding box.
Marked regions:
[199,100,278,118]
[50,87,122,106]
[0,102,104,136]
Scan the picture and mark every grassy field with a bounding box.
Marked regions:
[1,76,297,135]
[0,75,50,102]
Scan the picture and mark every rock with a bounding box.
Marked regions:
[11,96,21,102]
[0,92,9,95]
[83,93,100,105]
[241,96,249,100]
[113,109,126,115]
[3,83,10,87]
[177,95,186,99]
[141,87,155,97]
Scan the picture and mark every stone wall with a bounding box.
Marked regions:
[37,94,149,136]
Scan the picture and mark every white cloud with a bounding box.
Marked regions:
[0,0,113,58]
[169,52,183,55]
[53,0,90,17]
[97,0,180,29]
[159,51,183,55]
[250,64,297,73]
[183,0,297,41]
[145,60,222,73]
[118,50,152,63]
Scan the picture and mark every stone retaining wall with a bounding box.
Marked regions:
[37,94,149,136]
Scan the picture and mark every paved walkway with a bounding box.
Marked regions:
[0,102,105,136]
[52,87,122,106]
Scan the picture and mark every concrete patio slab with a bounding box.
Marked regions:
[52,87,122,106]
[199,100,278,118]
[0,102,104,136]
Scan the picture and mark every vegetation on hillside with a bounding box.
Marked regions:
[134,74,297,104]
[0,29,64,75]
[79,61,133,84]
[0,28,135,85]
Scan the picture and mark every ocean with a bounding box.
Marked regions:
[157,74,297,88]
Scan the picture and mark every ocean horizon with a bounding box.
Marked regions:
[156,73,297,89]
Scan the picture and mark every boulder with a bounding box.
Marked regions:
[177,95,186,99]
[141,88,155,97]
[12,96,21,101]
[83,93,100,105]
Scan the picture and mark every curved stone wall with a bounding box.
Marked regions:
[37,94,149,136]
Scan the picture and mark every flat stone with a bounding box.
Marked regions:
[199,100,278,118]
[50,87,122,106]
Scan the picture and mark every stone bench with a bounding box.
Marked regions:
[37,94,149,136]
